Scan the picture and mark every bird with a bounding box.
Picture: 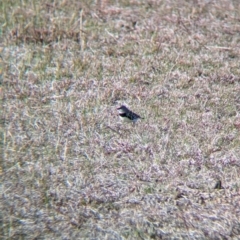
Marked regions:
[117,105,144,123]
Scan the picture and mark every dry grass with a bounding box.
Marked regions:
[1,0,240,239]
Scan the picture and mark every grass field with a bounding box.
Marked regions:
[1,0,240,239]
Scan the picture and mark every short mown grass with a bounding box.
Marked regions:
[1,0,240,239]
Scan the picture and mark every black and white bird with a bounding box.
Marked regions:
[117,105,144,123]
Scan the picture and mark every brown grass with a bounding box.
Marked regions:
[1,0,240,239]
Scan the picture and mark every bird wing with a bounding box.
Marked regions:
[127,111,141,120]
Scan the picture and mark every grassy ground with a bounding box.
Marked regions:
[1,0,240,239]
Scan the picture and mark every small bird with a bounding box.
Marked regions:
[117,105,144,123]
